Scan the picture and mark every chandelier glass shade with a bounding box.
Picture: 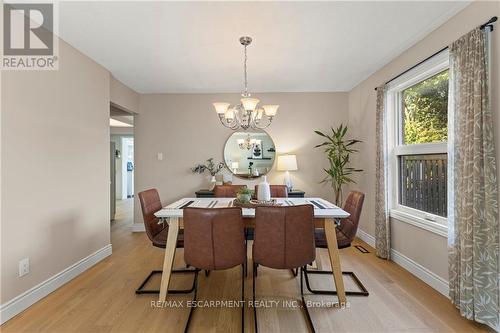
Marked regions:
[213,37,279,130]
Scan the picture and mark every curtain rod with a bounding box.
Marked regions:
[374,16,497,91]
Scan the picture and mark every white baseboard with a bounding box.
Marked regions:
[356,228,376,247]
[356,229,449,297]
[0,244,112,324]
[131,223,145,232]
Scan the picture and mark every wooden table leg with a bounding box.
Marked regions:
[324,218,347,305]
[159,217,179,302]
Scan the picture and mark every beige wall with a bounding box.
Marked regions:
[110,76,140,114]
[347,1,500,281]
[134,92,348,225]
[1,39,111,303]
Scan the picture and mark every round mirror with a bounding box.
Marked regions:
[223,130,276,179]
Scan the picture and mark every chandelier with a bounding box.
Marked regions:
[237,134,261,150]
[213,36,279,130]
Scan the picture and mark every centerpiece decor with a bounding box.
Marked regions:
[233,186,282,208]
[235,187,253,204]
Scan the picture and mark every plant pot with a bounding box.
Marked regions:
[237,193,251,203]
[209,176,216,191]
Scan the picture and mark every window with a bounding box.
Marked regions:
[386,51,449,234]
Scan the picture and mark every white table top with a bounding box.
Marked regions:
[154,197,350,219]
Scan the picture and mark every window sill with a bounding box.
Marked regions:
[389,209,448,238]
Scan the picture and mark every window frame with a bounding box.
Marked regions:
[386,50,449,237]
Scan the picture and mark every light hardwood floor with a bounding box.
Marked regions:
[1,199,493,333]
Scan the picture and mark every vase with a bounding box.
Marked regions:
[257,176,271,202]
[209,176,216,190]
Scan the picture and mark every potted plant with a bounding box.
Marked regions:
[191,158,225,190]
[314,124,363,205]
[236,187,253,203]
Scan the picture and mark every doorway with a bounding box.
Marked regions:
[109,105,134,223]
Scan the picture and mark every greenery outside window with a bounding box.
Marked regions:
[402,70,448,145]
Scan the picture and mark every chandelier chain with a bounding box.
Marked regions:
[243,44,248,96]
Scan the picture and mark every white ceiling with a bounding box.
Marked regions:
[110,117,133,127]
[59,1,470,93]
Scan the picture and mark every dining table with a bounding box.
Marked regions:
[154,197,350,305]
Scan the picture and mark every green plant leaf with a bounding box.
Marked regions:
[314,123,363,201]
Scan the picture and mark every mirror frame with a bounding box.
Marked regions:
[223,130,276,179]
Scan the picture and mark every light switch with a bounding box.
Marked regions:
[157,153,163,161]
[19,258,29,277]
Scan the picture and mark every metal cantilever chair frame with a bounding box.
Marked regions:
[252,205,318,333]
[136,189,197,295]
[182,207,246,333]
[301,191,369,297]
[302,242,369,297]
[253,263,316,333]
[135,268,197,295]
[185,264,245,333]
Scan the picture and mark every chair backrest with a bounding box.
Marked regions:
[254,185,288,198]
[253,205,315,269]
[338,191,365,243]
[213,185,247,198]
[183,207,245,270]
[138,189,164,243]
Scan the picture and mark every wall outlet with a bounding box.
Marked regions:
[19,258,29,277]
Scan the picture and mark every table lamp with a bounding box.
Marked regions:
[231,161,239,174]
[277,154,298,191]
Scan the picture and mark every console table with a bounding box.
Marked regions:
[195,189,305,198]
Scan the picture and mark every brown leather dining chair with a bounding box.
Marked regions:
[253,184,288,199]
[183,207,246,333]
[250,184,289,275]
[303,191,369,296]
[213,184,247,197]
[135,189,196,294]
[212,184,247,276]
[253,205,317,333]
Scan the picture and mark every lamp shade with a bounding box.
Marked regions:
[213,102,230,114]
[262,105,279,117]
[241,97,260,111]
[225,108,235,120]
[277,155,298,171]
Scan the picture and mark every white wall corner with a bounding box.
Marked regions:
[356,229,449,297]
[0,244,112,325]
[131,223,145,232]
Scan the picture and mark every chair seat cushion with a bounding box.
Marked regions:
[314,228,351,249]
[152,227,184,248]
